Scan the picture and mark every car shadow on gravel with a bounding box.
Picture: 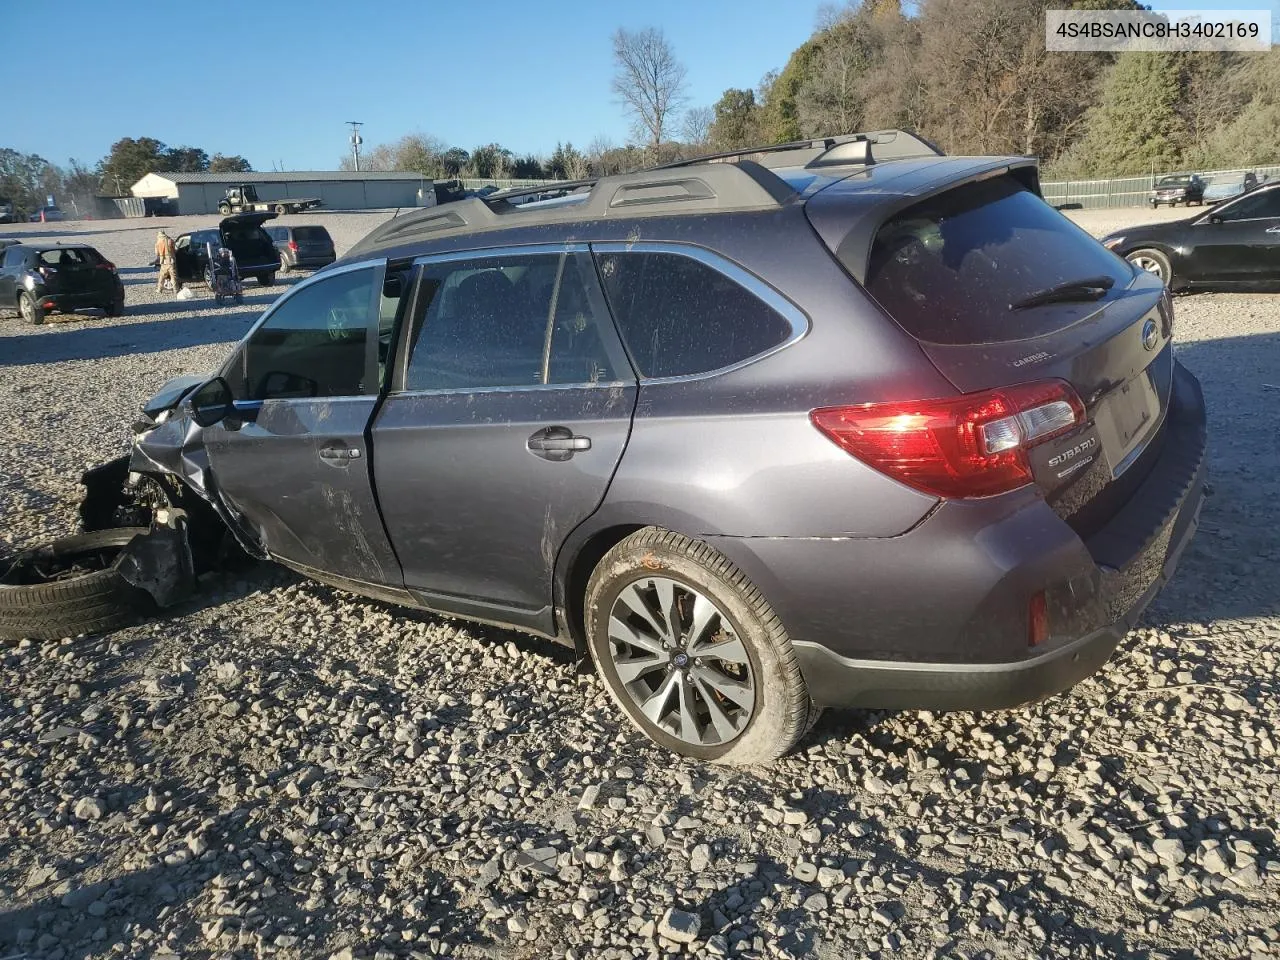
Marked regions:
[0,312,263,365]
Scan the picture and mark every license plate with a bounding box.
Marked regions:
[1096,373,1161,477]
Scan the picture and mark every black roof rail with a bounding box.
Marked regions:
[653,129,945,172]
[346,159,801,258]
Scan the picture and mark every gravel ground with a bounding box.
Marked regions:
[1,208,1278,960]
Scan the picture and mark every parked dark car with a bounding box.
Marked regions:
[1202,171,1259,204]
[267,224,336,272]
[1103,181,1280,290]
[0,242,125,323]
[27,206,67,222]
[104,131,1206,763]
[1149,174,1205,207]
[165,213,280,286]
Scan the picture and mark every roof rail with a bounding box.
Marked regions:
[654,129,945,172]
[344,159,800,258]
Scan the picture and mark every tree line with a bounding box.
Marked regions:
[0,138,251,219]
[350,0,1280,186]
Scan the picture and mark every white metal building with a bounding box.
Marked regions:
[131,171,435,215]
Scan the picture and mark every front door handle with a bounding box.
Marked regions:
[318,444,362,465]
[528,426,591,461]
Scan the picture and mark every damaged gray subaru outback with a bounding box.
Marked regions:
[4,131,1207,764]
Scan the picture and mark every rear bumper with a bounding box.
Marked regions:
[710,361,1207,710]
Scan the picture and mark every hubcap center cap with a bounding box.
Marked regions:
[672,652,689,668]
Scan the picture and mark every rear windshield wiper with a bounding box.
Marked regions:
[1010,275,1115,311]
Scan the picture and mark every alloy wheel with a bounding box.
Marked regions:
[605,576,755,746]
[1131,255,1165,279]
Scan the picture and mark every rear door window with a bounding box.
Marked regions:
[595,251,794,378]
[403,251,620,391]
[864,176,1131,345]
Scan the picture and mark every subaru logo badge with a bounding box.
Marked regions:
[1141,318,1158,351]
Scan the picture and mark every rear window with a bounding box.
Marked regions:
[863,177,1130,345]
[596,251,793,378]
[293,226,331,244]
[38,248,93,266]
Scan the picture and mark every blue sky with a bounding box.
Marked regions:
[3,0,825,172]
[5,0,1276,174]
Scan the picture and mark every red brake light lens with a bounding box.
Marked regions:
[810,379,1085,499]
[97,260,116,272]
[288,240,298,251]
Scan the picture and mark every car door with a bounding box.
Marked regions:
[1189,186,1280,281]
[371,244,637,630]
[200,260,405,587]
[0,246,23,301]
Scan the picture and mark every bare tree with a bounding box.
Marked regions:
[681,106,714,149]
[612,27,689,158]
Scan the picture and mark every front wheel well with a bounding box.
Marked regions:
[560,524,646,659]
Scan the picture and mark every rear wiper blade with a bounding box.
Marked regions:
[1010,275,1115,310]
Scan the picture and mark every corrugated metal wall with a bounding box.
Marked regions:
[174,179,432,214]
[1042,165,1280,210]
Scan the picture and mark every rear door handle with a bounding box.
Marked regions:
[528,426,591,461]
[318,444,362,465]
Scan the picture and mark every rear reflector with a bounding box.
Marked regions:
[1028,591,1048,646]
[810,379,1085,499]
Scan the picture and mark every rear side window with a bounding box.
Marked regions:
[4,247,26,267]
[596,251,793,378]
[864,177,1131,345]
[293,226,331,244]
[267,227,286,241]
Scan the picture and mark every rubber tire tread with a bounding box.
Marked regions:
[0,528,151,641]
[586,526,814,765]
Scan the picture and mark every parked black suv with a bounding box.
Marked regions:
[267,224,336,272]
[0,242,125,323]
[1149,174,1206,207]
[108,130,1204,763]
[162,213,281,286]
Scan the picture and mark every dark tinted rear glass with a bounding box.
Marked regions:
[864,177,1130,345]
[293,226,331,244]
[596,251,793,378]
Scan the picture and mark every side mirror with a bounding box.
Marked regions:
[189,376,233,428]
[1209,215,1223,225]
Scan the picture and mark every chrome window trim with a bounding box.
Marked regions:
[388,380,631,400]
[589,240,811,384]
[410,242,592,267]
[1193,184,1280,226]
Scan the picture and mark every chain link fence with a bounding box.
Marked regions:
[1041,163,1280,210]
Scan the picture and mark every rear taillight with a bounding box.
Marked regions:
[288,240,298,251]
[810,379,1085,499]
[97,261,116,272]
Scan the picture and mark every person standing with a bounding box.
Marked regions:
[155,230,179,293]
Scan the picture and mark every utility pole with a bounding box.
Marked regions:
[347,121,364,172]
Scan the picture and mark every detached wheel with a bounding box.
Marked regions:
[19,291,45,325]
[0,528,153,641]
[1128,248,1172,284]
[584,528,813,765]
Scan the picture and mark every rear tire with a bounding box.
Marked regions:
[218,203,231,215]
[19,292,44,325]
[258,272,276,287]
[584,527,813,765]
[274,204,287,215]
[106,293,125,317]
[1127,248,1173,285]
[0,528,153,641]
